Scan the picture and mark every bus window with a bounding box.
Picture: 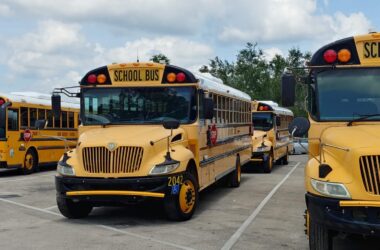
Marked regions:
[47,110,53,128]
[21,107,28,127]
[54,113,61,128]
[30,108,37,128]
[38,109,46,120]
[7,109,19,131]
[62,111,68,128]
[68,112,74,128]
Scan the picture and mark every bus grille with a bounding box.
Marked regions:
[82,146,144,174]
[359,155,380,195]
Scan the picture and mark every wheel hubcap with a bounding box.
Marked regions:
[25,154,33,170]
[179,180,196,214]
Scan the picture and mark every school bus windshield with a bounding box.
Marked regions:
[82,86,197,125]
[252,112,273,131]
[317,68,380,121]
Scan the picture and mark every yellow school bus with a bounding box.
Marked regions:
[50,62,252,220]
[251,100,293,173]
[0,92,79,174]
[282,33,380,249]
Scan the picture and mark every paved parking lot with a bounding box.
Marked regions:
[0,155,379,250]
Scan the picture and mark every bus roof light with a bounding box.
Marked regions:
[338,49,351,63]
[87,74,97,84]
[97,74,107,84]
[323,49,337,64]
[167,73,176,83]
[176,72,186,83]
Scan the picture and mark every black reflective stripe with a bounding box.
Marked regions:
[200,134,250,150]
[200,145,251,167]
[274,141,292,150]
[37,146,66,150]
[18,137,77,142]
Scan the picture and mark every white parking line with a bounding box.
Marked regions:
[0,197,195,250]
[0,173,55,183]
[221,162,301,250]
[44,205,58,210]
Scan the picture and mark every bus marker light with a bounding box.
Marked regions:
[97,74,107,84]
[338,49,351,63]
[87,74,97,84]
[167,73,176,83]
[176,72,186,82]
[0,98,5,106]
[323,49,337,63]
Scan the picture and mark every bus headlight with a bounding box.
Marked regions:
[311,179,351,199]
[57,161,75,176]
[150,162,180,175]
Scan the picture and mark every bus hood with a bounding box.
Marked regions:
[321,125,380,150]
[78,125,184,147]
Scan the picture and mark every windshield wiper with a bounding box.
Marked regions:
[347,113,380,126]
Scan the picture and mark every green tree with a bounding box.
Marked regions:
[150,53,170,64]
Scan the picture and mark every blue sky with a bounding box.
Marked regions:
[0,0,377,93]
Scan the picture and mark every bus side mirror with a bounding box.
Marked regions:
[163,118,180,130]
[35,120,47,130]
[281,73,296,107]
[52,94,61,119]
[204,98,214,120]
[288,117,310,137]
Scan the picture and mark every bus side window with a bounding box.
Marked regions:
[47,110,53,128]
[7,109,19,131]
[54,112,61,128]
[38,109,46,120]
[21,107,28,128]
[62,111,68,128]
[30,108,37,128]
[68,112,74,128]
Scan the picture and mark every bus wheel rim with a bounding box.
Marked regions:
[25,154,33,170]
[179,180,196,214]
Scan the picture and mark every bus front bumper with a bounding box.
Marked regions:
[306,193,380,236]
[55,173,185,205]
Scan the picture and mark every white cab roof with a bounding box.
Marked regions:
[257,100,293,116]
[192,71,251,102]
[0,92,80,109]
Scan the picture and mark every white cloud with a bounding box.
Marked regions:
[94,37,214,68]
[0,4,11,16]
[263,47,284,61]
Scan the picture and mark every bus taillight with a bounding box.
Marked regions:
[323,49,337,63]
[0,98,5,106]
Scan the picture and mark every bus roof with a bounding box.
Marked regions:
[0,92,80,109]
[192,71,251,101]
[254,100,293,116]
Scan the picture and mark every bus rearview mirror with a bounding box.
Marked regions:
[51,94,61,119]
[163,119,180,130]
[281,73,296,107]
[288,117,310,137]
[204,98,214,119]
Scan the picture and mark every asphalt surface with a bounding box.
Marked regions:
[0,155,379,250]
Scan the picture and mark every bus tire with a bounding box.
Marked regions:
[263,153,273,173]
[309,216,333,250]
[228,156,241,188]
[164,172,198,221]
[21,149,38,175]
[281,151,289,165]
[57,197,93,219]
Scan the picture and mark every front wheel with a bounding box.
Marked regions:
[263,153,273,173]
[164,173,199,221]
[281,151,289,165]
[21,149,38,175]
[309,216,333,250]
[57,197,93,219]
[228,156,241,187]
